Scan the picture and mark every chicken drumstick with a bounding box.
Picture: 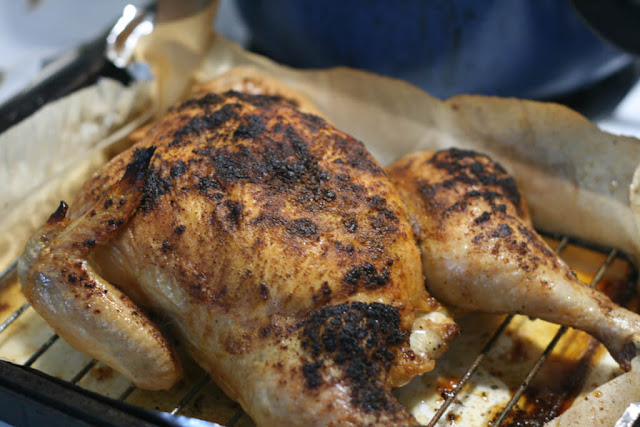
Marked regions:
[388,148,640,369]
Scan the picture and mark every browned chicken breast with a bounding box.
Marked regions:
[388,148,640,369]
[18,92,457,426]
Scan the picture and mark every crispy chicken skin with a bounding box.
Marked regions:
[388,148,640,369]
[18,92,457,425]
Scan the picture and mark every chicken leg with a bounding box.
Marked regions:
[18,147,183,389]
[388,148,640,369]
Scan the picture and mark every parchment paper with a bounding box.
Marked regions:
[546,358,640,426]
[0,79,152,268]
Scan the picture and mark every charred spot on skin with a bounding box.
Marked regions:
[300,112,327,131]
[474,211,491,224]
[233,114,267,140]
[103,199,113,209]
[323,189,336,201]
[300,302,406,413]
[259,283,269,300]
[367,196,397,222]
[343,262,390,291]
[312,282,333,303]
[176,93,223,112]
[321,282,331,298]
[446,175,467,187]
[84,239,96,248]
[493,204,507,214]
[343,218,358,233]
[169,160,188,179]
[174,225,186,235]
[444,199,468,216]
[251,213,287,228]
[192,116,338,197]
[271,120,285,134]
[295,185,337,213]
[473,233,486,243]
[335,137,385,175]
[275,127,316,182]
[162,241,172,252]
[107,218,125,227]
[302,360,324,389]
[369,216,399,235]
[123,146,156,185]
[419,183,437,200]
[499,177,522,213]
[489,224,513,238]
[365,197,400,236]
[432,147,487,171]
[197,176,223,196]
[260,326,272,338]
[286,218,319,237]
[46,201,68,224]
[224,200,244,226]
[518,226,554,258]
[335,241,355,255]
[194,146,250,183]
[170,103,241,147]
[141,168,171,211]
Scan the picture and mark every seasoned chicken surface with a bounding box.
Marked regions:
[388,148,640,368]
[18,92,457,426]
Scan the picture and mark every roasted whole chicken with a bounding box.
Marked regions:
[388,148,640,369]
[18,83,640,425]
[18,91,458,426]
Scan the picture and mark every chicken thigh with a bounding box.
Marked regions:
[18,92,458,425]
[388,148,640,369]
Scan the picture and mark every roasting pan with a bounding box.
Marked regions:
[2,5,640,427]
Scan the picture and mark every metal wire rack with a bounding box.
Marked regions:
[0,232,635,426]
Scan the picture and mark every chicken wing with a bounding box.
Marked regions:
[18,92,457,425]
[388,148,640,369]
